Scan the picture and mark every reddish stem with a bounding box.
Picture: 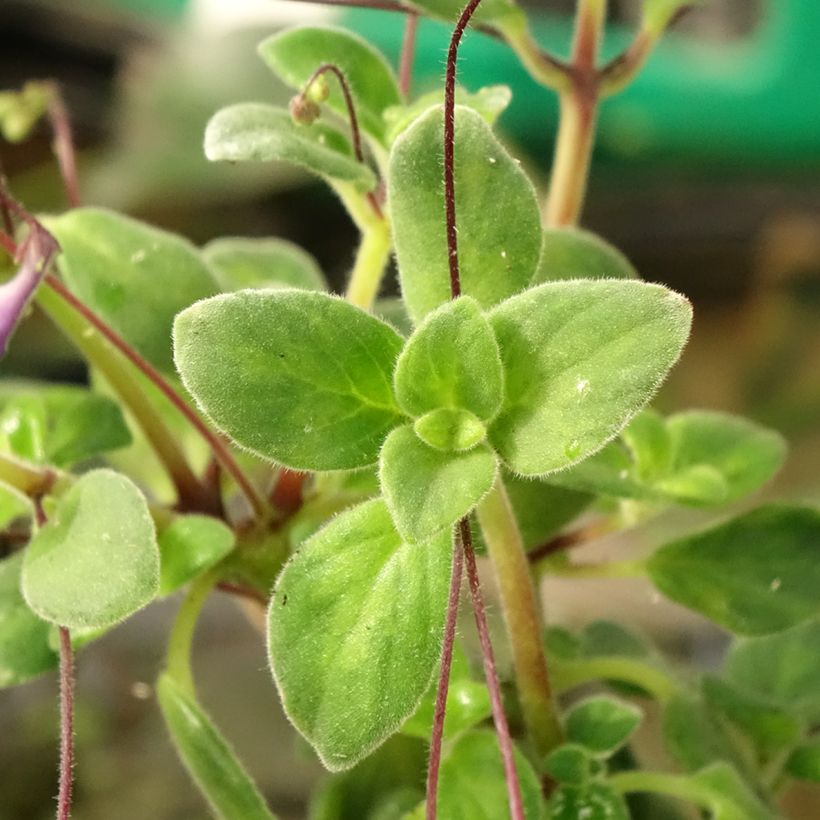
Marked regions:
[57,627,75,820]
[216,581,268,606]
[300,64,383,219]
[425,544,464,820]
[43,275,268,520]
[399,14,420,98]
[0,230,15,256]
[46,86,81,209]
[460,519,525,820]
[269,468,307,516]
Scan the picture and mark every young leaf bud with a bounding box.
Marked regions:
[288,95,320,126]
[305,74,330,104]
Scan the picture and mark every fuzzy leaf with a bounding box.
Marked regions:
[379,425,497,543]
[414,408,487,453]
[203,237,326,292]
[258,26,400,143]
[384,85,511,145]
[389,106,542,324]
[406,0,524,28]
[533,228,638,285]
[45,208,217,373]
[159,515,235,595]
[434,730,543,820]
[267,499,452,770]
[620,408,671,481]
[546,441,651,499]
[725,619,820,723]
[648,505,820,635]
[205,104,375,191]
[22,469,159,629]
[158,674,277,820]
[564,695,642,756]
[489,280,692,476]
[786,740,820,783]
[394,297,503,421]
[174,290,404,471]
[0,553,57,687]
[547,782,629,820]
[691,763,775,820]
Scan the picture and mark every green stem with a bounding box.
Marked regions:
[476,476,563,757]
[599,28,657,97]
[608,770,716,813]
[166,570,219,694]
[0,451,61,497]
[552,656,681,704]
[500,16,571,93]
[36,281,214,513]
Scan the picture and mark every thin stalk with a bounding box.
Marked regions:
[0,451,59,497]
[45,85,80,209]
[35,280,216,514]
[38,276,269,520]
[500,18,571,93]
[599,28,655,96]
[552,656,681,704]
[461,519,525,820]
[57,626,74,820]
[166,570,218,694]
[477,478,563,757]
[542,558,646,579]
[399,14,420,98]
[608,770,716,812]
[425,545,463,820]
[544,0,607,227]
[527,519,612,565]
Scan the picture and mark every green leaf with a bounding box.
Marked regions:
[44,208,218,373]
[389,106,542,324]
[564,695,642,756]
[702,676,801,756]
[414,408,487,453]
[0,483,30,530]
[205,104,375,192]
[203,237,326,292]
[373,298,413,338]
[620,408,671,482]
[489,280,692,476]
[379,425,497,543]
[0,552,57,687]
[0,382,131,468]
[174,290,404,471]
[402,644,491,741]
[159,515,235,595]
[393,296,503,422]
[662,411,786,505]
[405,0,524,28]
[157,673,276,820]
[533,228,639,285]
[258,26,400,144]
[0,81,50,143]
[647,505,820,635]
[690,762,774,820]
[547,782,629,820]
[384,85,511,145]
[725,619,820,723]
[268,499,452,770]
[579,621,652,659]
[503,473,592,551]
[543,744,597,786]
[434,730,544,820]
[786,739,820,783]
[22,469,160,629]
[546,441,651,500]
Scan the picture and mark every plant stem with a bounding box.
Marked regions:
[500,18,571,93]
[608,770,716,812]
[541,558,646,579]
[527,519,613,565]
[399,14,420,98]
[599,28,655,96]
[476,478,563,757]
[45,85,80,209]
[460,519,525,820]
[345,217,392,309]
[57,626,74,820]
[37,276,268,519]
[425,545,463,820]
[544,0,607,227]
[166,571,218,694]
[552,656,681,704]
[0,451,59,498]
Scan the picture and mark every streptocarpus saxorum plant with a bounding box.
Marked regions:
[1,1,819,819]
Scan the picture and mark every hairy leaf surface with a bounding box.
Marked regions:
[533,228,638,284]
[159,515,235,595]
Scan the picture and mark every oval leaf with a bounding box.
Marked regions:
[547,782,629,820]
[158,673,277,820]
[205,104,375,191]
[268,499,452,770]
[22,469,160,629]
[786,739,820,783]
[648,505,820,635]
[489,280,692,476]
[564,695,642,756]
[159,515,235,595]
[379,424,497,543]
[258,26,400,143]
[45,208,217,373]
[203,237,326,292]
[174,290,404,471]
[533,228,638,284]
[389,105,542,324]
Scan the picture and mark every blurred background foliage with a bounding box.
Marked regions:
[1,0,818,817]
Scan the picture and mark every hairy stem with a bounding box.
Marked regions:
[461,519,525,820]
[45,85,80,209]
[37,276,268,519]
[399,14,420,98]
[166,571,218,694]
[57,626,74,820]
[544,0,607,227]
[477,478,563,757]
[425,545,463,820]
